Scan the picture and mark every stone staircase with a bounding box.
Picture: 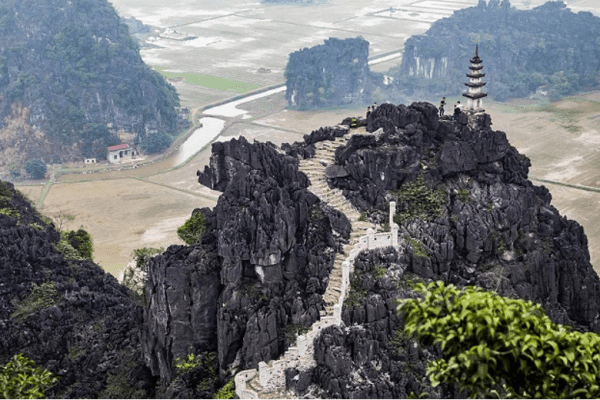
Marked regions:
[297,131,375,317]
[235,127,390,399]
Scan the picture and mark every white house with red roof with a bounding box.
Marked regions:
[107,143,135,164]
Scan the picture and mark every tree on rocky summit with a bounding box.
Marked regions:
[399,281,600,398]
[25,159,47,179]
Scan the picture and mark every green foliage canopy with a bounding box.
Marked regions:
[65,228,93,259]
[142,132,172,154]
[25,159,47,180]
[0,354,57,399]
[399,281,600,398]
[177,210,206,245]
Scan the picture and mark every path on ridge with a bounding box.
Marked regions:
[236,128,377,399]
[298,129,375,316]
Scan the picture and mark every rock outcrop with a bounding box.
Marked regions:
[291,101,600,397]
[143,136,350,389]
[0,181,153,398]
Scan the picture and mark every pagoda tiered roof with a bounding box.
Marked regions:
[463,91,488,100]
[465,81,487,88]
[469,65,484,71]
[467,72,486,79]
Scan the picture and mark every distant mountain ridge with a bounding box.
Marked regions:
[391,0,600,100]
[0,0,180,171]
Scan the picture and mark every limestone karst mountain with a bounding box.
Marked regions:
[1,101,599,398]
[392,0,600,100]
[0,0,180,172]
[285,37,373,109]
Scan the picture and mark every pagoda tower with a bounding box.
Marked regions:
[463,45,487,112]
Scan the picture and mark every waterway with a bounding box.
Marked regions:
[173,117,225,166]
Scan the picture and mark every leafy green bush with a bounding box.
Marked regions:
[372,265,387,279]
[25,159,47,180]
[0,354,57,399]
[132,247,163,270]
[344,271,367,307]
[55,229,93,260]
[399,281,600,399]
[457,189,470,203]
[215,378,236,399]
[177,210,206,245]
[175,354,200,373]
[12,282,61,321]
[393,174,446,224]
[65,228,93,259]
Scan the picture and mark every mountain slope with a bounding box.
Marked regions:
[0,0,180,170]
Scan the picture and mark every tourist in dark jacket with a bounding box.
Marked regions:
[453,105,461,120]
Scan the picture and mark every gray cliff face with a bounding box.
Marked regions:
[288,102,600,398]
[143,137,350,387]
[285,37,371,109]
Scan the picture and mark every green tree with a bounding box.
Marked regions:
[0,354,57,399]
[65,227,93,259]
[24,159,47,180]
[399,281,600,398]
[177,210,206,245]
[142,132,172,154]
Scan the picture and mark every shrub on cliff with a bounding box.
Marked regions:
[399,281,600,398]
[25,159,46,180]
[177,210,206,245]
[65,228,93,259]
[0,354,57,399]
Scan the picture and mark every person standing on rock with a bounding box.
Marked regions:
[373,102,377,110]
[366,106,371,119]
[457,100,464,112]
[453,104,461,120]
[440,97,446,117]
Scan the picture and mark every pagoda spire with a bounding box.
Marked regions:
[463,45,487,112]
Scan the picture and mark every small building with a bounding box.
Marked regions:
[107,144,135,164]
[463,45,487,112]
[84,158,97,164]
